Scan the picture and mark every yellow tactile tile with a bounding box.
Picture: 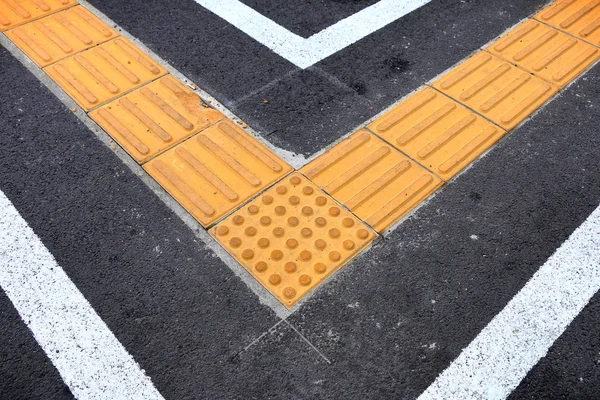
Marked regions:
[44,37,167,111]
[144,120,292,227]
[301,130,442,233]
[211,173,376,307]
[432,51,559,130]
[0,0,75,32]
[536,0,600,47]
[6,6,117,67]
[487,19,599,88]
[368,87,506,181]
[90,76,223,163]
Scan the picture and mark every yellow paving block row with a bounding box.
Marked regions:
[6,6,117,67]
[536,0,600,47]
[44,37,167,111]
[0,0,75,31]
[368,87,506,181]
[488,19,599,88]
[145,120,292,227]
[90,76,223,163]
[211,173,376,307]
[301,130,442,233]
[432,51,559,130]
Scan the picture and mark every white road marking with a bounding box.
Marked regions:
[419,204,600,400]
[0,190,164,400]
[194,0,431,68]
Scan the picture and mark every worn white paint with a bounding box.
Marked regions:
[0,190,164,400]
[419,203,600,400]
[194,0,432,68]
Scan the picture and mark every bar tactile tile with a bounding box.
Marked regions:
[536,0,600,47]
[0,0,75,32]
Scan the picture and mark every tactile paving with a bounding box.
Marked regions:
[301,130,442,233]
[488,19,599,87]
[6,6,117,67]
[0,0,75,32]
[44,37,167,111]
[211,173,376,307]
[144,120,292,227]
[536,0,600,47]
[368,87,506,181]
[432,51,559,130]
[90,76,223,163]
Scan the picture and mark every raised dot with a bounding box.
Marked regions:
[302,186,314,195]
[314,263,327,274]
[301,227,313,237]
[342,218,355,228]
[315,217,327,227]
[276,186,287,195]
[216,226,229,236]
[289,195,300,205]
[289,176,302,185]
[284,262,297,273]
[255,261,267,272]
[242,249,254,259]
[314,239,327,250]
[357,229,370,239]
[244,226,257,236]
[302,206,313,216]
[329,207,341,217]
[275,206,286,215]
[299,250,312,261]
[299,275,312,286]
[233,215,244,225]
[286,238,298,249]
[229,237,241,248]
[248,205,259,214]
[258,238,270,248]
[329,228,341,239]
[343,240,355,250]
[273,227,285,237]
[260,216,272,226]
[262,195,273,205]
[283,287,296,299]
[269,274,281,285]
[329,251,341,261]
[271,250,283,260]
[315,196,327,206]
[288,217,299,227]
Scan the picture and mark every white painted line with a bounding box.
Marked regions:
[419,204,600,400]
[195,0,431,68]
[0,190,164,400]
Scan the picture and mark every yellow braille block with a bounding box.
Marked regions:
[432,51,559,130]
[535,0,600,48]
[44,37,167,111]
[6,6,117,67]
[368,87,506,181]
[488,19,599,87]
[90,76,223,163]
[144,120,293,227]
[301,130,442,233]
[0,0,75,32]
[211,173,376,307]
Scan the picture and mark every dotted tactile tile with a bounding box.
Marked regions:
[6,6,117,67]
[488,19,599,88]
[144,120,293,227]
[90,76,223,163]
[301,130,442,233]
[0,0,75,32]
[535,0,600,48]
[44,37,167,111]
[210,173,376,307]
[368,87,506,181]
[432,51,559,130]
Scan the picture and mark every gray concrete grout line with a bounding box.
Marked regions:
[0,33,292,320]
[284,319,332,364]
